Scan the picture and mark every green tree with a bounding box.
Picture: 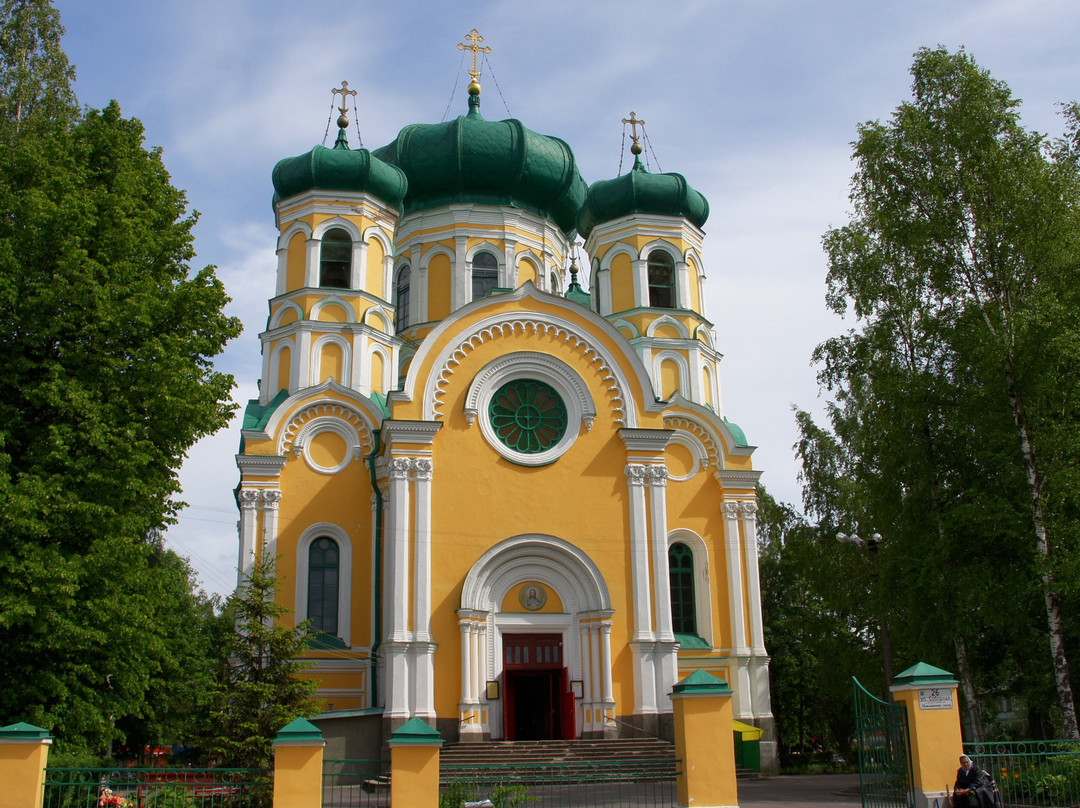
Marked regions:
[0,1,242,751]
[0,0,76,136]
[207,553,323,768]
[805,47,1080,738]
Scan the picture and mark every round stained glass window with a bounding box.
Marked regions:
[488,379,568,454]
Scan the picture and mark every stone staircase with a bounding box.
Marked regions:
[439,738,679,784]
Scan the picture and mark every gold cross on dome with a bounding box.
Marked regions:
[332,80,358,114]
[622,111,646,146]
[458,29,492,83]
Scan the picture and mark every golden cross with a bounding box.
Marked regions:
[622,111,646,145]
[332,80,358,115]
[457,29,492,83]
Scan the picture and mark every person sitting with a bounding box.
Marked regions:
[953,754,995,808]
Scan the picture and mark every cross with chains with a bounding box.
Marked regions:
[331,80,357,115]
[622,111,646,146]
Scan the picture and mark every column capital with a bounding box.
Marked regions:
[721,501,741,518]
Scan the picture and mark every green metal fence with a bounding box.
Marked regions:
[43,766,270,807]
[964,741,1080,807]
[439,758,679,808]
[322,759,390,807]
[852,676,913,808]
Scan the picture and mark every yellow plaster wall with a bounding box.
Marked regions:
[365,309,388,334]
[701,367,714,408]
[318,343,344,385]
[370,351,385,395]
[652,324,682,339]
[277,307,300,327]
[428,253,452,321]
[609,253,635,313]
[366,238,385,298]
[660,359,681,399]
[287,232,307,291]
[275,345,292,397]
[317,302,349,323]
[687,255,701,312]
[517,260,538,287]
[273,744,324,808]
[0,740,50,808]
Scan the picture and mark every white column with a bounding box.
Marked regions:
[625,464,654,641]
[647,466,673,641]
[386,457,412,641]
[722,500,748,653]
[601,620,615,729]
[305,236,319,287]
[632,257,649,307]
[454,235,468,310]
[237,489,260,585]
[590,623,601,729]
[741,502,767,655]
[352,238,366,290]
[413,458,433,641]
[675,260,691,309]
[460,619,473,705]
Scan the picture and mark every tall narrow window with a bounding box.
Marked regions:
[396,265,411,331]
[472,251,499,301]
[647,251,676,308]
[669,542,696,635]
[320,228,352,288]
[307,537,340,636]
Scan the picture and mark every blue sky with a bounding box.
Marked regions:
[55,0,1080,597]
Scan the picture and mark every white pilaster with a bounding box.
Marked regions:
[237,489,260,584]
[386,457,412,641]
[625,464,653,642]
[413,457,434,642]
[722,500,748,653]
[741,502,767,655]
[648,466,674,641]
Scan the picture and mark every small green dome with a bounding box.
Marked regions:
[373,95,587,237]
[577,156,709,239]
[272,129,407,209]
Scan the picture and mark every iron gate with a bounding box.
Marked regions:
[853,676,913,808]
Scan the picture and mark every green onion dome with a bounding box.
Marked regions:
[372,94,587,237]
[272,129,408,209]
[577,155,709,239]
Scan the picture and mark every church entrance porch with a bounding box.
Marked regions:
[502,633,575,741]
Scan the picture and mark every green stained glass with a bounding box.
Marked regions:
[488,379,568,454]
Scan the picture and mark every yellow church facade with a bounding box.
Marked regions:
[235,57,773,766]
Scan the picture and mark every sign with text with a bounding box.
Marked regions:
[918,688,954,710]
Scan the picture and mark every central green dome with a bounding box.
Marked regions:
[373,94,587,237]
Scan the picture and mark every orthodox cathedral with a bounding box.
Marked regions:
[234,32,773,766]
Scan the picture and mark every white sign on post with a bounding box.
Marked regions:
[918,688,954,710]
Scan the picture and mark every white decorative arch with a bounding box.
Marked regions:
[694,325,715,349]
[361,224,393,255]
[598,242,638,271]
[311,334,353,387]
[611,318,640,339]
[461,534,611,614]
[464,352,596,466]
[269,301,305,330]
[278,219,313,250]
[276,395,376,458]
[664,412,724,471]
[666,429,709,481]
[668,528,714,646]
[516,252,541,285]
[311,295,357,323]
[312,216,363,242]
[367,344,393,394]
[641,239,679,263]
[291,412,363,474]
[267,338,296,399]
[364,305,394,333]
[647,315,691,339]
[652,349,690,398]
[295,523,354,646]
[466,241,505,266]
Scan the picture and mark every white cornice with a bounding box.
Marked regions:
[235,454,288,475]
[619,427,676,453]
[381,419,443,449]
[714,469,763,489]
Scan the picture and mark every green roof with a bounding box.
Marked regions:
[0,722,51,740]
[578,156,709,239]
[672,669,732,695]
[273,717,324,744]
[675,632,711,650]
[724,417,748,447]
[389,717,443,746]
[373,94,587,237]
[892,662,957,686]
[242,389,289,432]
[272,128,407,209]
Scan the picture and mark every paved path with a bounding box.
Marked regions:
[738,773,862,806]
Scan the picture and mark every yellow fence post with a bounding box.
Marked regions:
[389,717,442,808]
[273,717,326,808]
[0,722,52,808]
[672,670,739,808]
[890,662,964,808]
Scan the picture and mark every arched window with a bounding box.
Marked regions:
[307,537,340,636]
[550,272,560,295]
[472,251,499,301]
[395,265,411,331]
[647,251,676,308]
[320,228,352,288]
[669,542,696,635]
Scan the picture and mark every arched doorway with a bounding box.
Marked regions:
[457,534,615,742]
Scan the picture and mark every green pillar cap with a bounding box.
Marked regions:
[0,722,52,741]
[389,717,443,746]
[273,717,324,744]
[892,661,958,687]
[672,669,733,695]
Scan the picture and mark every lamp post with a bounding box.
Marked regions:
[837,531,894,695]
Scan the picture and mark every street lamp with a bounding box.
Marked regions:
[837,531,894,695]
